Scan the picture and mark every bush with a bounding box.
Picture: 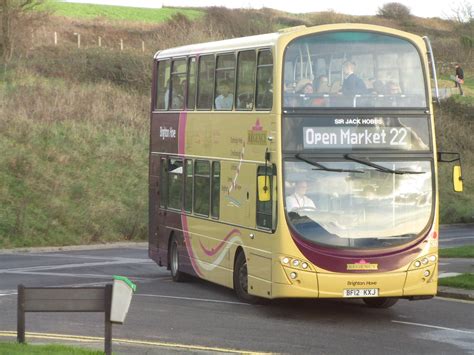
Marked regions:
[24,45,152,94]
[377,2,411,20]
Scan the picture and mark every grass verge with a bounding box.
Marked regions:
[439,246,474,258]
[0,342,102,354]
[438,273,474,290]
[40,1,203,23]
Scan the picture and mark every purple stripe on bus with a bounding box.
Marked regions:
[181,214,204,277]
[289,229,425,273]
[178,111,187,155]
[177,111,203,276]
[199,228,241,256]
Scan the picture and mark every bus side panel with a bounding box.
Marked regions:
[149,112,181,268]
[148,173,159,264]
[148,148,161,265]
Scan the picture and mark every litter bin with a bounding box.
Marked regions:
[110,275,136,324]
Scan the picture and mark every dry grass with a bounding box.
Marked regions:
[0,68,149,247]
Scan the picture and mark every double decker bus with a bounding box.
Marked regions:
[149,24,463,307]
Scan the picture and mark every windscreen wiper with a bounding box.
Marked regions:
[344,154,425,175]
[295,154,364,173]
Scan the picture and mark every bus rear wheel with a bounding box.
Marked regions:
[170,236,187,282]
[363,297,398,308]
[233,252,259,304]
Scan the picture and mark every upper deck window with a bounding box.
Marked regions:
[256,50,273,110]
[197,55,215,110]
[170,59,187,110]
[156,60,170,110]
[283,31,427,109]
[236,50,256,110]
[215,54,236,111]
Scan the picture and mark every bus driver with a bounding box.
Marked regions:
[286,180,316,212]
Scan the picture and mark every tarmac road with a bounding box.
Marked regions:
[439,224,474,248]
[0,224,472,354]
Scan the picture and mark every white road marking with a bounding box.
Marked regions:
[392,320,474,334]
[4,270,159,281]
[435,297,474,304]
[10,252,149,261]
[440,236,474,242]
[0,259,153,274]
[136,293,251,306]
[438,272,462,278]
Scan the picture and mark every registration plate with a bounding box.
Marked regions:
[343,288,379,298]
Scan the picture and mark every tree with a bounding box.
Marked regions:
[0,0,42,61]
[377,2,411,20]
[448,0,473,23]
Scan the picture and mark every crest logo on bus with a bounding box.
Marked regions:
[347,260,378,270]
[248,119,267,145]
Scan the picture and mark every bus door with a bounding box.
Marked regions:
[248,165,276,297]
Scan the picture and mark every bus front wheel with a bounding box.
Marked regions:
[170,236,187,282]
[233,252,259,304]
[363,297,398,308]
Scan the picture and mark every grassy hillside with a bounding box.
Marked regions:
[40,1,204,23]
[0,6,472,248]
[0,65,149,247]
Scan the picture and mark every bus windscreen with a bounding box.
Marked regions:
[283,31,427,108]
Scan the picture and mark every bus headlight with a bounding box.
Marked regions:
[292,259,300,267]
[414,261,421,268]
[429,255,436,262]
[282,257,290,265]
[422,258,429,265]
[302,262,308,269]
[290,272,297,279]
[423,270,430,277]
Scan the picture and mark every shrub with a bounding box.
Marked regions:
[24,45,152,94]
[377,2,411,20]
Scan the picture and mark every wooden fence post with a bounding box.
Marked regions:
[17,284,25,343]
[104,284,112,355]
[120,39,123,51]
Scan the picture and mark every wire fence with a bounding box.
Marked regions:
[51,31,149,52]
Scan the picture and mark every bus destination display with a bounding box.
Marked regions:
[281,116,429,151]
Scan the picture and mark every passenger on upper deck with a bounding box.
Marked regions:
[341,60,367,96]
[314,75,330,94]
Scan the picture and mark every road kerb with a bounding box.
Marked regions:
[437,286,474,301]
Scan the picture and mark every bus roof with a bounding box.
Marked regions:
[153,23,424,60]
[154,32,281,59]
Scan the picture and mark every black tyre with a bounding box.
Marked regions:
[170,237,187,282]
[363,297,398,308]
[233,252,259,304]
